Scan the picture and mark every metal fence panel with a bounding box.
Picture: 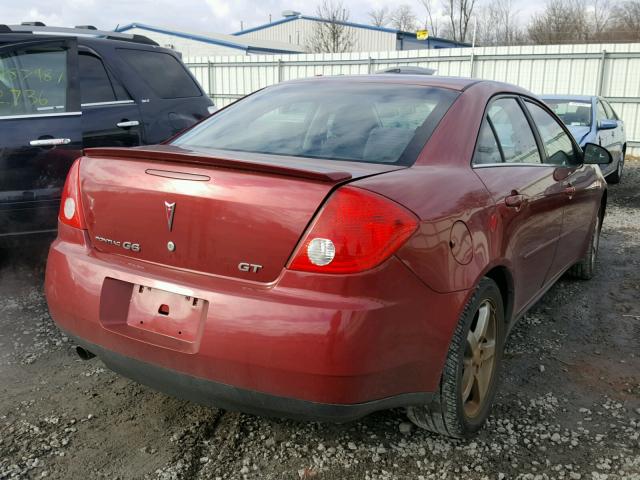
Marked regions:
[186,43,640,153]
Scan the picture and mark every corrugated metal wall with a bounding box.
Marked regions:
[185,43,640,154]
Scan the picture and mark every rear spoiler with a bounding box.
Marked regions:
[83,146,353,183]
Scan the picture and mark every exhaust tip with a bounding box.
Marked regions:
[76,346,96,360]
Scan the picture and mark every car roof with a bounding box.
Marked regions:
[540,94,595,102]
[281,75,532,94]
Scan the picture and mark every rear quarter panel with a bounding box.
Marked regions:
[354,83,501,295]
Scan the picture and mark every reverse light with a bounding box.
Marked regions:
[289,186,419,274]
[58,159,86,230]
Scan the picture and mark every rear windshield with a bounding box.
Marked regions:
[544,99,592,127]
[173,82,458,165]
[117,48,201,99]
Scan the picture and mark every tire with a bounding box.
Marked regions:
[407,277,505,439]
[607,150,624,184]
[567,211,601,280]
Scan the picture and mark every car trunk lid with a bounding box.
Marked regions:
[79,145,404,282]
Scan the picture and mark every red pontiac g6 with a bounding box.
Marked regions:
[45,76,612,438]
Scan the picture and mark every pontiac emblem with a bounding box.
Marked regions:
[164,201,176,231]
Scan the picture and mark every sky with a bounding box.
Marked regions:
[2,0,544,36]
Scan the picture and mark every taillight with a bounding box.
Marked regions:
[289,186,419,274]
[58,159,86,230]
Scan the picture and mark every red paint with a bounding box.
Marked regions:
[46,76,606,412]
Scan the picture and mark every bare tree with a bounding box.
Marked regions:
[369,6,390,27]
[591,0,611,35]
[476,0,523,46]
[441,0,478,43]
[306,0,355,53]
[528,0,589,44]
[390,4,418,31]
[610,0,640,40]
[420,0,441,37]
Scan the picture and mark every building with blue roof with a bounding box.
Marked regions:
[233,11,469,52]
[115,23,307,56]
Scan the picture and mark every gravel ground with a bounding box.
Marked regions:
[1,163,639,480]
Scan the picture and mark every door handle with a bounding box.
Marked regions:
[29,138,71,147]
[564,184,576,197]
[505,193,525,210]
[116,120,140,128]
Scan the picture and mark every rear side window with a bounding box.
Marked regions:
[79,53,115,104]
[0,45,68,116]
[487,98,541,165]
[526,101,578,166]
[173,83,458,165]
[473,119,503,165]
[118,49,201,99]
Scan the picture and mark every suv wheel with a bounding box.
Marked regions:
[407,277,505,438]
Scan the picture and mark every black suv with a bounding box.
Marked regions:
[0,24,213,239]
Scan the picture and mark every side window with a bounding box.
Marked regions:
[602,100,617,120]
[0,45,68,116]
[526,101,578,166]
[596,101,608,122]
[79,53,116,105]
[117,49,201,99]
[473,119,503,165]
[487,98,541,164]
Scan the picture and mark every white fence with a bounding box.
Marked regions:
[185,43,640,155]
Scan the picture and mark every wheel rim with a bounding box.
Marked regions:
[462,299,497,419]
[591,216,600,270]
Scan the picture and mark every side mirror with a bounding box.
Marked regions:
[597,119,617,130]
[583,143,613,165]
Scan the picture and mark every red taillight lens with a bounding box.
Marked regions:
[58,159,86,230]
[289,186,419,274]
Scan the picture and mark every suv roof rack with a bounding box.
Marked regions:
[0,24,159,46]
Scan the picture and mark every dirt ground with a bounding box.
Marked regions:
[1,164,639,480]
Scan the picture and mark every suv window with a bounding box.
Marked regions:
[79,53,115,104]
[0,45,68,116]
[526,101,578,166]
[118,49,201,99]
[487,98,541,164]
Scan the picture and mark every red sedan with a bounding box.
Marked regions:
[45,75,612,438]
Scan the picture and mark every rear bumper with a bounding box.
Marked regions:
[46,225,469,420]
[68,332,432,422]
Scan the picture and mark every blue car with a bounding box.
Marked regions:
[541,95,626,183]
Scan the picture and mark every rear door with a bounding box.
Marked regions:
[0,38,82,236]
[472,97,565,313]
[115,47,210,144]
[78,49,144,148]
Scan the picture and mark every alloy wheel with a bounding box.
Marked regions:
[462,299,497,419]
